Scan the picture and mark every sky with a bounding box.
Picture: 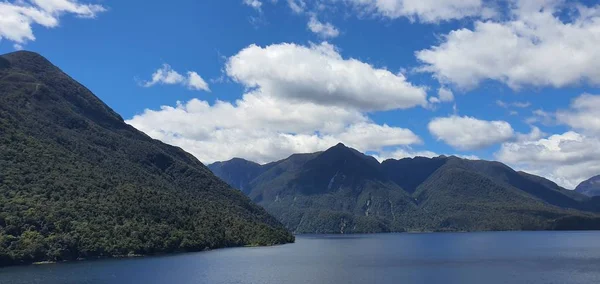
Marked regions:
[1,0,600,189]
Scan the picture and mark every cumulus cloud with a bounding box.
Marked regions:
[556,93,600,135]
[428,115,514,150]
[342,0,491,23]
[336,123,422,150]
[496,131,600,189]
[126,94,421,164]
[128,42,428,164]
[516,126,546,142]
[142,64,210,92]
[429,87,454,104]
[226,42,428,111]
[0,0,105,44]
[186,71,211,91]
[308,16,339,38]
[416,0,600,89]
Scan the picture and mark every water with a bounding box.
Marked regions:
[1,231,600,284]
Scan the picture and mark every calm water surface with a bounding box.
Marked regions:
[1,231,600,284]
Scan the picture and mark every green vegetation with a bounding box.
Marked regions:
[0,51,293,267]
[210,144,600,234]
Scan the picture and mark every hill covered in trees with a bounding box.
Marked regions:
[0,51,293,267]
[209,143,600,233]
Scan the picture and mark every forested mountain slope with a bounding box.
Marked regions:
[210,144,600,233]
[0,51,293,267]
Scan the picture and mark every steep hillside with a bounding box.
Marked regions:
[0,51,293,267]
[247,144,417,233]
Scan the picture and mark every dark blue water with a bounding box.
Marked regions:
[1,231,600,284]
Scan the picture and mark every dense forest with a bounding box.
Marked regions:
[210,144,600,233]
[0,51,294,267]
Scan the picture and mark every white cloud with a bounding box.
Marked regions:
[416,1,600,89]
[513,101,531,108]
[496,131,600,189]
[496,96,600,189]
[308,16,339,38]
[226,42,428,111]
[287,0,306,13]
[30,0,104,17]
[128,42,428,164]
[0,0,105,44]
[343,0,491,23]
[336,123,421,150]
[516,126,546,142]
[497,100,531,108]
[126,94,421,164]
[428,115,514,150]
[556,93,600,135]
[243,0,262,10]
[143,64,210,92]
[186,71,211,92]
[429,87,454,104]
[437,87,454,102]
[144,64,184,86]
[525,109,554,125]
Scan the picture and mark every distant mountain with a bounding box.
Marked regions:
[208,158,271,194]
[576,175,600,197]
[209,144,600,234]
[0,51,293,267]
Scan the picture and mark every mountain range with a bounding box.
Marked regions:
[576,175,600,197]
[0,51,293,267]
[209,143,600,233]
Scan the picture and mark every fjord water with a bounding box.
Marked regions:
[2,232,599,284]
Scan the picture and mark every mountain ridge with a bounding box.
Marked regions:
[576,175,600,197]
[209,144,600,233]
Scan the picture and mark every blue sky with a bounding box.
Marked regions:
[1,0,600,188]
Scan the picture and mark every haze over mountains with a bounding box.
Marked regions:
[0,51,293,267]
[209,143,600,233]
[576,176,600,197]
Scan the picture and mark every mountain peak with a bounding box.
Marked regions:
[1,50,56,73]
[1,50,126,130]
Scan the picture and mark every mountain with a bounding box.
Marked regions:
[209,144,600,233]
[576,175,600,197]
[208,158,271,194]
[0,51,293,267]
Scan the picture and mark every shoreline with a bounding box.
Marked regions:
[14,229,600,268]
[9,241,293,268]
